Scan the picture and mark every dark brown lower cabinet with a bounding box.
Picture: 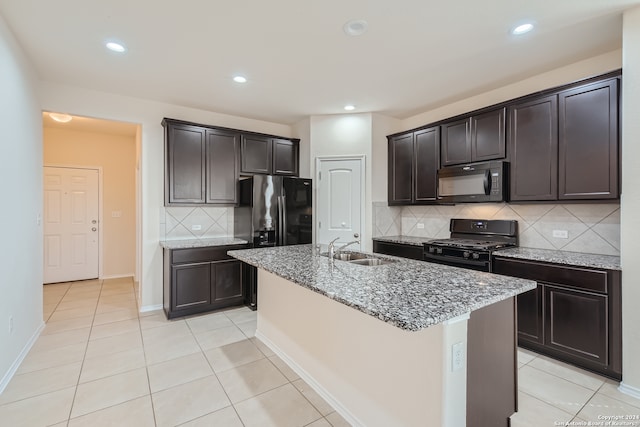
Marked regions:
[372,239,424,260]
[163,244,248,319]
[493,257,621,380]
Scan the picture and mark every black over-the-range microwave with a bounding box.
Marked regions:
[437,161,508,203]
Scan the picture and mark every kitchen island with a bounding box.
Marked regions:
[228,245,536,427]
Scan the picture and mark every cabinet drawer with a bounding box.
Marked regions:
[171,244,248,264]
[373,241,424,261]
[493,257,607,293]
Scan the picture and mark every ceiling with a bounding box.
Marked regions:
[2,0,638,125]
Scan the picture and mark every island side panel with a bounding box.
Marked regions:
[255,269,445,427]
[466,296,517,427]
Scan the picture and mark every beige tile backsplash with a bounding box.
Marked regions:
[161,207,234,240]
[373,202,620,256]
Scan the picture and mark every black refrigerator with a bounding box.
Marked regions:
[234,175,312,309]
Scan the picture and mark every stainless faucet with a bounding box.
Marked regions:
[336,240,360,256]
[327,237,340,259]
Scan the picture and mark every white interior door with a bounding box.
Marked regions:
[317,157,363,250]
[43,167,99,284]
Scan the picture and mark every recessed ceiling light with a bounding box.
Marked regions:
[105,41,126,53]
[512,23,534,35]
[233,76,247,83]
[49,113,73,123]
[344,105,356,111]
[343,20,368,36]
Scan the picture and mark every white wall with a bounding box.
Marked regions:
[39,82,292,311]
[310,114,374,251]
[621,6,640,395]
[401,50,622,131]
[0,15,44,391]
[371,113,401,203]
[292,118,311,179]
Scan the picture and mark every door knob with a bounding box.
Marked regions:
[91,227,97,232]
[92,220,97,224]
[354,233,359,238]
[341,222,346,227]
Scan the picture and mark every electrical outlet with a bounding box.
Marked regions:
[452,341,464,371]
[417,223,425,229]
[552,230,569,239]
[9,316,14,334]
[191,224,202,231]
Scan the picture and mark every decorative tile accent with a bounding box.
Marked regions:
[372,202,401,237]
[163,207,234,240]
[397,202,620,256]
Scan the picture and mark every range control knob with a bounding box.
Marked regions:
[463,251,470,259]
[472,253,480,260]
[436,248,443,255]
[428,246,435,254]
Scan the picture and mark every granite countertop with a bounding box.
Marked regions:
[372,235,430,246]
[374,235,621,271]
[494,247,621,271]
[160,237,248,249]
[228,245,536,332]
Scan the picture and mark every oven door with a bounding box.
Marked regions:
[437,161,507,203]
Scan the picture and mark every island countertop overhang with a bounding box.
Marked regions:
[228,244,536,332]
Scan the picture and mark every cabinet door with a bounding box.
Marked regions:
[544,284,608,366]
[273,139,299,176]
[166,123,206,204]
[172,262,211,310]
[441,118,471,166]
[517,285,543,345]
[241,135,273,174]
[471,108,506,162]
[212,260,243,306]
[509,95,558,201]
[414,127,439,203]
[206,129,239,204]
[388,133,414,204]
[559,79,618,200]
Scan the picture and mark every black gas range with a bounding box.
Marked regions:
[423,219,518,272]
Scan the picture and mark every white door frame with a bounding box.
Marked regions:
[315,155,366,248]
[43,164,104,280]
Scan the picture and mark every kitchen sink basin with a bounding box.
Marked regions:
[348,258,394,266]
[321,251,397,266]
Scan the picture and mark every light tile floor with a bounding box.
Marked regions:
[0,278,638,426]
[0,278,349,427]
[512,347,640,426]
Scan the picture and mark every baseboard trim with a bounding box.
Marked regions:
[0,321,45,394]
[255,330,364,427]
[139,304,163,313]
[619,382,640,399]
[100,274,135,280]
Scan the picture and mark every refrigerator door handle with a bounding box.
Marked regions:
[277,196,284,246]
[281,195,287,246]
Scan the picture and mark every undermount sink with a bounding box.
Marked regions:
[348,258,394,266]
[321,251,397,266]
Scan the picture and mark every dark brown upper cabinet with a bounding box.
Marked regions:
[558,79,619,200]
[241,135,299,176]
[441,108,506,166]
[509,95,559,201]
[165,122,206,204]
[388,127,439,205]
[164,119,239,206]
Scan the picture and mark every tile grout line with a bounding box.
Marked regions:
[65,278,103,425]
[184,311,248,427]
[137,287,159,427]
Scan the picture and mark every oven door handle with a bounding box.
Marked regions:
[483,170,491,195]
[423,253,490,268]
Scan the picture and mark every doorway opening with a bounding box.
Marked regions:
[42,112,141,308]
